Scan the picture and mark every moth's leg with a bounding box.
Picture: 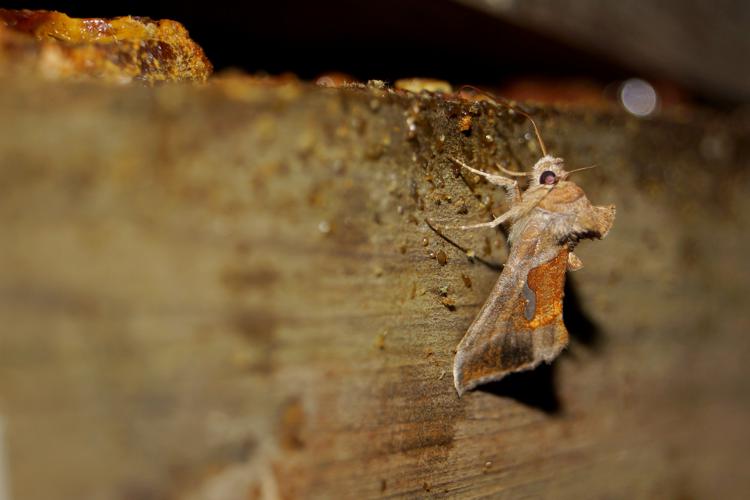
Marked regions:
[425,218,503,271]
[457,210,513,230]
[503,184,521,206]
[450,156,520,203]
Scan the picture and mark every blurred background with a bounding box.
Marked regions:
[4,0,749,108]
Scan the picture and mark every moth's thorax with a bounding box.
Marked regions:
[507,207,565,249]
[537,181,585,211]
[508,180,594,249]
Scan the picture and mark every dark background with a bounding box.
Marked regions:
[3,0,749,107]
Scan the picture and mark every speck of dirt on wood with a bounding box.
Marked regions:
[461,273,472,288]
[436,250,448,266]
[441,297,456,311]
[458,115,472,133]
[365,143,384,160]
[374,330,388,350]
[405,116,417,140]
[277,397,305,451]
[220,268,279,294]
[483,237,492,256]
[229,310,278,344]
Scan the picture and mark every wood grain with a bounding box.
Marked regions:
[0,76,748,499]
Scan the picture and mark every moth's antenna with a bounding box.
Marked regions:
[564,165,599,178]
[512,108,548,158]
[495,164,529,177]
[458,85,548,157]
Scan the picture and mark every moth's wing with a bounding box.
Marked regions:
[573,204,616,239]
[453,247,570,396]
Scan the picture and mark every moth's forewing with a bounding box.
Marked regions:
[453,245,569,396]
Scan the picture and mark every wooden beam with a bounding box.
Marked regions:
[0,76,748,499]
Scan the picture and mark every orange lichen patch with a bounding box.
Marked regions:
[0,9,212,83]
[526,248,568,328]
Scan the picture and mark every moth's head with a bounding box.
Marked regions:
[529,155,568,188]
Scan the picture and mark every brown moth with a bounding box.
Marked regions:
[450,110,615,396]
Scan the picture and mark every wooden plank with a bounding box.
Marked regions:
[0,77,748,499]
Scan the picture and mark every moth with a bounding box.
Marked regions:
[449,107,615,396]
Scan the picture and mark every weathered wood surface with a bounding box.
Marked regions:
[0,77,748,500]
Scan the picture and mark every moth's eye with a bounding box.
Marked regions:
[540,170,557,185]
